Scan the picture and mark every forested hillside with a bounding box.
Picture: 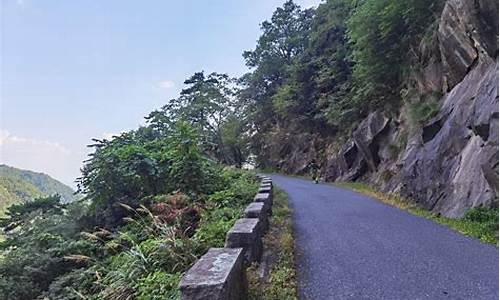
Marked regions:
[239,0,498,218]
[0,164,78,215]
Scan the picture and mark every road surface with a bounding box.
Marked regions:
[271,175,498,300]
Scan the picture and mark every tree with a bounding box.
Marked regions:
[347,0,443,112]
[77,121,217,227]
[147,72,249,167]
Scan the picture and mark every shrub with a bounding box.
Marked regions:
[135,271,181,300]
[409,101,440,125]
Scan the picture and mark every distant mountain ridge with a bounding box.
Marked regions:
[0,164,78,215]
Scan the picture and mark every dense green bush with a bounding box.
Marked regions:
[135,271,181,300]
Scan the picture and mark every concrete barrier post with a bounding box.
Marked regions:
[258,184,273,203]
[225,218,262,264]
[244,202,269,232]
[179,177,275,299]
[261,180,272,187]
[254,192,272,215]
[258,185,272,194]
[179,248,247,300]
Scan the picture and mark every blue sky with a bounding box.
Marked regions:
[0,0,321,187]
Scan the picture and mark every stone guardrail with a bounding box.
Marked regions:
[179,175,273,300]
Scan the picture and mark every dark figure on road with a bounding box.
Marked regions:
[309,159,319,184]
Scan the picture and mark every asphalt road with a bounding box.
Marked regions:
[270,175,499,300]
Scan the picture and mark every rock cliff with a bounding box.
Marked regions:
[322,0,498,217]
[260,0,498,218]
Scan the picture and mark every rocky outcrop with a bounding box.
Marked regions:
[437,0,498,91]
[324,0,498,218]
[325,111,390,182]
[260,127,325,174]
[400,59,498,217]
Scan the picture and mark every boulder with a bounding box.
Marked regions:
[324,0,499,218]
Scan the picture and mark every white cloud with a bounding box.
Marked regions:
[0,129,79,187]
[16,0,25,5]
[158,80,175,89]
[0,129,70,155]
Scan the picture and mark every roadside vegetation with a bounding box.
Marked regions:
[0,67,258,299]
[247,188,298,300]
[336,182,498,246]
[0,135,258,299]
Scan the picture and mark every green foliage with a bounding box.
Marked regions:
[195,168,258,248]
[241,0,444,168]
[148,72,250,167]
[347,0,443,111]
[0,196,96,300]
[271,83,299,118]
[409,100,440,125]
[193,214,236,248]
[240,1,315,130]
[0,161,257,299]
[243,1,314,69]
[135,271,181,300]
[462,207,499,242]
[77,122,218,227]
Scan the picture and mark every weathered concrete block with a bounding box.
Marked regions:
[179,248,247,300]
[259,184,273,190]
[258,185,272,193]
[258,185,273,204]
[261,179,272,186]
[254,192,272,214]
[244,202,269,232]
[260,183,272,191]
[225,218,262,264]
